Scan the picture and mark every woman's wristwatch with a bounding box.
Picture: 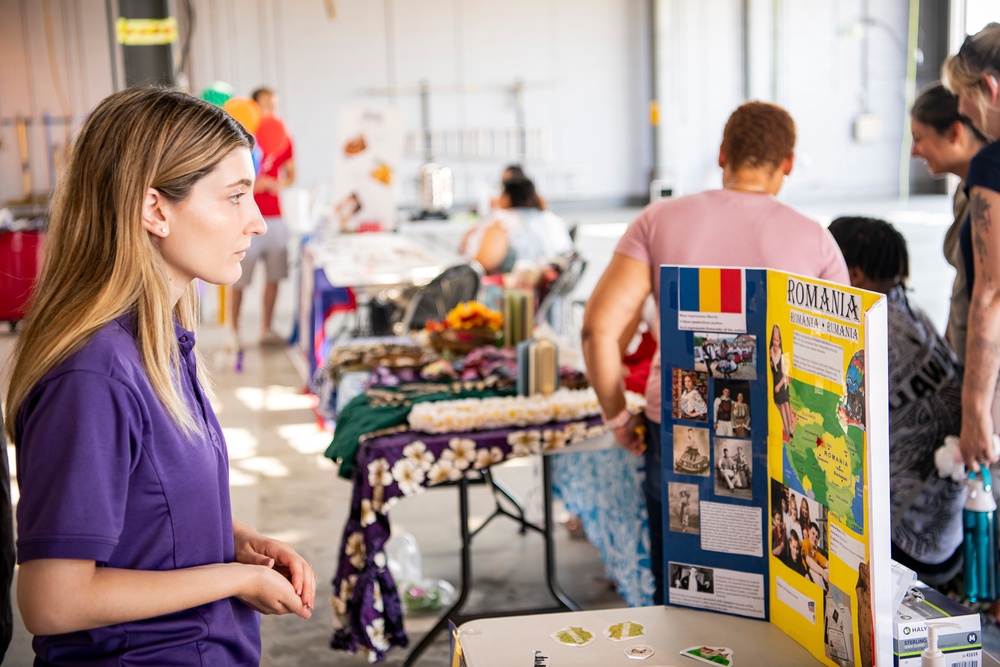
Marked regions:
[604,406,636,431]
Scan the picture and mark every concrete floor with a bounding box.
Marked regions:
[0,196,982,665]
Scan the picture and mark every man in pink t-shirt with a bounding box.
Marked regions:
[581,101,849,604]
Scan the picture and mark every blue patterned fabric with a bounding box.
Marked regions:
[550,449,655,607]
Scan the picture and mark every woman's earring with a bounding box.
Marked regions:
[160,226,168,235]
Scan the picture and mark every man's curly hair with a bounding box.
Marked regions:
[721,101,796,171]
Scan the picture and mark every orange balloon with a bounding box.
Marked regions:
[222,97,261,134]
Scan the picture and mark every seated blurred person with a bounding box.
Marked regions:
[828,216,965,583]
[491,164,547,210]
[461,176,572,275]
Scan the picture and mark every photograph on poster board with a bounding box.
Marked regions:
[824,582,855,665]
[694,332,757,380]
[669,563,715,593]
[673,426,710,476]
[714,439,752,499]
[668,482,700,534]
[771,479,830,590]
[672,369,709,422]
[712,379,751,437]
[767,324,798,443]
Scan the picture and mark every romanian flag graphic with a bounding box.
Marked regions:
[679,267,743,313]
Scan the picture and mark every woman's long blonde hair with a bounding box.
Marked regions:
[943,23,1000,141]
[4,87,253,442]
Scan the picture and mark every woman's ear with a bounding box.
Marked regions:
[947,119,963,145]
[984,73,1000,105]
[141,188,169,238]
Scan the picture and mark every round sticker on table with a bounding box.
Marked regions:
[626,644,655,659]
[605,621,646,641]
[551,626,594,647]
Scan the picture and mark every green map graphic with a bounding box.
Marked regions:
[784,378,865,533]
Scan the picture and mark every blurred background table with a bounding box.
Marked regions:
[294,232,465,377]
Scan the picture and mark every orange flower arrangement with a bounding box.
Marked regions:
[426,301,503,333]
[424,302,504,353]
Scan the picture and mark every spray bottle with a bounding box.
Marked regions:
[963,466,999,603]
[921,621,960,667]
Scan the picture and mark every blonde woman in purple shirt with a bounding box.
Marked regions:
[582,101,848,604]
[4,88,315,665]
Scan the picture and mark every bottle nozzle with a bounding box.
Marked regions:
[922,621,961,667]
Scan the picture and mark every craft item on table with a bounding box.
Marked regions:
[503,288,534,348]
[455,346,518,382]
[366,365,424,388]
[626,644,655,659]
[420,359,459,380]
[604,621,646,641]
[426,301,504,356]
[309,338,426,419]
[370,347,520,387]
[551,626,595,647]
[560,366,590,390]
[680,645,734,666]
[325,376,517,479]
[516,338,558,397]
[428,327,501,355]
[406,388,607,434]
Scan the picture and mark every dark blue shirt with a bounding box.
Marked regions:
[960,140,1000,296]
[15,315,260,665]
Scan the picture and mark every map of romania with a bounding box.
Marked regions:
[782,378,864,533]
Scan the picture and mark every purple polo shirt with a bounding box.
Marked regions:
[15,315,261,665]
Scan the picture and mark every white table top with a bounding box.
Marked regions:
[307,232,465,290]
[458,605,825,666]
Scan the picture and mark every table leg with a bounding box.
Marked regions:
[542,455,581,612]
[353,293,373,337]
[403,476,473,667]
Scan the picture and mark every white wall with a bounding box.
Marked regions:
[182,0,646,207]
[653,0,911,203]
[0,0,113,204]
[0,0,922,208]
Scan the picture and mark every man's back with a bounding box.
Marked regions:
[616,189,849,304]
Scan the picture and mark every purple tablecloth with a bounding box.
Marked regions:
[330,415,607,662]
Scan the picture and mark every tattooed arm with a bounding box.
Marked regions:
[960,186,1000,469]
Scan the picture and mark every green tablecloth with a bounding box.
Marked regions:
[324,378,516,479]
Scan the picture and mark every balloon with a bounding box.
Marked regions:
[256,116,291,156]
[252,143,264,175]
[222,97,261,135]
[199,81,234,107]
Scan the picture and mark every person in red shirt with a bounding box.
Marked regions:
[231,87,295,349]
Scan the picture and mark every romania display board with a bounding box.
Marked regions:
[659,265,891,667]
